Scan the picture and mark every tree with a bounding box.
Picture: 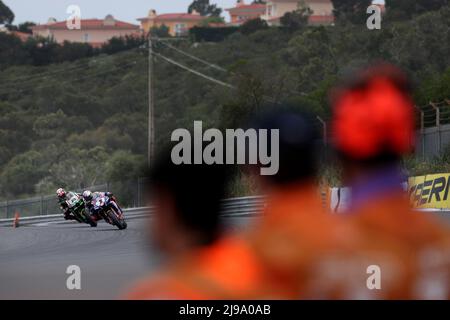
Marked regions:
[385,0,449,20]
[150,24,170,38]
[0,151,46,196]
[240,18,268,35]
[105,151,146,206]
[0,32,29,68]
[280,3,312,31]
[18,21,36,34]
[1,5,450,199]
[49,147,109,189]
[7,21,36,33]
[331,0,372,25]
[188,0,222,17]
[0,0,14,25]
[190,26,239,42]
[105,151,145,182]
[199,16,225,27]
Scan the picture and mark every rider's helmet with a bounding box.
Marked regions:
[82,190,93,202]
[56,188,66,198]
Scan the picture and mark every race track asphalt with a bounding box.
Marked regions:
[0,215,256,300]
[0,213,449,300]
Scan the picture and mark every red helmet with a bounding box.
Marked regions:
[331,64,415,160]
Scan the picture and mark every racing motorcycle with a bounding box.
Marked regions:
[65,192,97,227]
[90,194,127,230]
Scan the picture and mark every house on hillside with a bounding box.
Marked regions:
[374,3,386,14]
[0,27,31,42]
[225,0,267,26]
[10,31,31,42]
[137,10,206,37]
[31,15,140,48]
[262,0,335,26]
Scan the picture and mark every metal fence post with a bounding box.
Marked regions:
[137,177,141,208]
[317,116,328,163]
[316,116,328,146]
[40,196,44,216]
[430,102,441,155]
[415,106,425,160]
[5,200,9,219]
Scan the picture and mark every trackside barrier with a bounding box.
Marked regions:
[0,207,151,227]
[1,193,448,227]
[329,175,450,212]
[0,179,150,219]
[408,174,450,209]
[0,183,108,219]
[0,197,267,227]
[221,196,266,217]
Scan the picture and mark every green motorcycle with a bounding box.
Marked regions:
[65,192,97,227]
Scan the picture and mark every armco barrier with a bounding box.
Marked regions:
[0,183,108,219]
[0,179,150,219]
[0,207,151,227]
[221,196,266,217]
[1,194,448,228]
[0,196,267,227]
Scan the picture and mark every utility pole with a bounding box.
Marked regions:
[147,37,188,167]
[148,35,154,167]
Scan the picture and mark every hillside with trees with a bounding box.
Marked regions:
[0,2,450,200]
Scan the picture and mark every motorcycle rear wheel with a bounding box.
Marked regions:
[106,209,127,230]
[81,210,97,227]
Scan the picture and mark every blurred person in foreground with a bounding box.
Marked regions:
[125,147,269,299]
[245,110,360,299]
[330,63,450,299]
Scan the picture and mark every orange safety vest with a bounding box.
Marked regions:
[342,193,450,299]
[248,183,358,299]
[125,235,275,300]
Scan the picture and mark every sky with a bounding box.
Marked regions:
[3,0,238,24]
[4,0,385,25]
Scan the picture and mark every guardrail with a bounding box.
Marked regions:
[1,195,448,228]
[0,196,266,227]
[221,196,266,217]
[0,207,151,227]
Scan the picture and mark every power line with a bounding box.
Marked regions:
[153,50,281,104]
[0,63,135,94]
[2,63,90,84]
[0,46,143,86]
[154,52,235,89]
[158,41,308,98]
[157,40,227,73]
[0,59,144,95]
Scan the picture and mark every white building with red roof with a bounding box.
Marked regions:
[31,15,140,47]
[226,0,267,26]
[262,0,335,26]
[137,10,206,37]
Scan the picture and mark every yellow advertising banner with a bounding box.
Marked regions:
[408,174,450,209]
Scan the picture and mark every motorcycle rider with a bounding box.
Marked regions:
[82,190,123,221]
[56,188,79,221]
